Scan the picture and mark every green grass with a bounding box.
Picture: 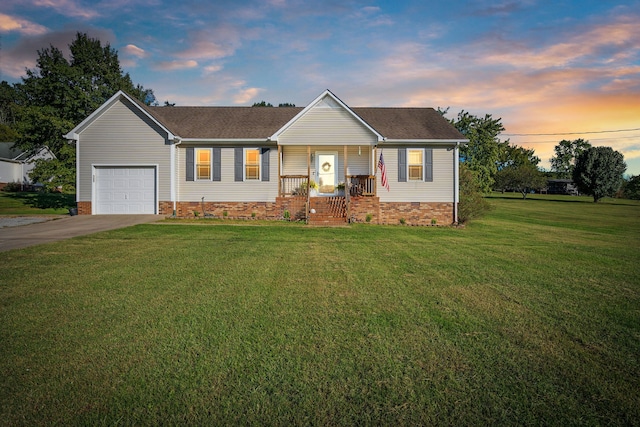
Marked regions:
[0,191,75,215]
[1,194,639,425]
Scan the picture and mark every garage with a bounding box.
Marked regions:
[94,167,156,214]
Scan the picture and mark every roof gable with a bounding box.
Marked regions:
[271,90,383,142]
[64,91,175,141]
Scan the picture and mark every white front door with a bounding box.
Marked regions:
[317,153,337,194]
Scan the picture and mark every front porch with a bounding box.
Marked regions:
[278,175,377,224]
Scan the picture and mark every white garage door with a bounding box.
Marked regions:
[95,167,156,214]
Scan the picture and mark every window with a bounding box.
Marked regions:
[245,148,260,180]
[196,149,211,180]
[408,149,423,181]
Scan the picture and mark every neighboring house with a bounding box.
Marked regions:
[0,143,55,190]
[65,90,467,225]
[544,179,579,196]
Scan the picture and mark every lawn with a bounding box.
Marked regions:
[1,195,639,425]
[0,191,75,215]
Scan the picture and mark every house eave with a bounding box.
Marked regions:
[177,138,274,144]
[381,139,469,145]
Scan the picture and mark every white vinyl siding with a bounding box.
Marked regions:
[378,147,455,202]
[178,145,278,202]
[281,145,373,182]
[77,99,171,203]
[278,102,377,146]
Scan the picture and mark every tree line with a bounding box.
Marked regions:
[440,109,633,213]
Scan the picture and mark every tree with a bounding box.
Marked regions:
[494,164,547,199]
[498,144,540,169]
[252,101,296,107]
[623,175,640,200]
[458,163,492,223]
[11,32,155,191]
[550,139,591,179]
[572,146,626,202]
[252,101,274,107]
[446,110,508,193]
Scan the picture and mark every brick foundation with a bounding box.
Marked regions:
[349,196,380,224]
[79,197,454,225]
[177,201,281,219]
[77,201,92,215]
[159,201,174,216]
[379,202,454,225]
[76,201,173,215]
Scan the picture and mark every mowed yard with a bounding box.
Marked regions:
[1,194,639,425]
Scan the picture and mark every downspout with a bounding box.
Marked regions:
[172,136,182,217]
[454,141,460,224]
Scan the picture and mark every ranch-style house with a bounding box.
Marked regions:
[65,89,467,225]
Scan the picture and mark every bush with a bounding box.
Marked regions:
[2,182,24,192]
[458,163,492,223]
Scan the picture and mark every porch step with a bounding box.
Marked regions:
[308,197,347,225]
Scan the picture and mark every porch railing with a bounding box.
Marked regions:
[280,175,376,197]
[280,175,309,196]
[347,175,376,196]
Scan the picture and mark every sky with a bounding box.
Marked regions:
[1,0,639,175]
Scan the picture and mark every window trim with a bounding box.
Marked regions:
[243,147,261,181]
[195,148,212,181]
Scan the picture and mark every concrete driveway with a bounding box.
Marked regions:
[0,214,164,252]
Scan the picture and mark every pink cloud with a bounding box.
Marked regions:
[32,0,99,19]
[122,44,147,58]
[0,13,48,35]
[156,60,198,71]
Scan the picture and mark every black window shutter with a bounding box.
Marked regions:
[261,148,270,181]
[186,147,194,181]
[234,147,243,181]
[398,148,407,182]
[212,148,221,181]
[425,148,433,182]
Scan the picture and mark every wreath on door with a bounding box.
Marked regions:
[322,162,331,172]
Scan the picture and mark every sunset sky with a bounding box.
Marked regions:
[1,0,639,175]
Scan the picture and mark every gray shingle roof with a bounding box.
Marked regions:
[142,104,465,141]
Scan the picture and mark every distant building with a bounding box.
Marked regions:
[544,179,579,195]
[0,143,55,190]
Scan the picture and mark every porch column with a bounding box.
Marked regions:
[344,145,350,221]
[374,146,378,196]
[307,145,311,222]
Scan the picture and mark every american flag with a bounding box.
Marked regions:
[378,151,389,191]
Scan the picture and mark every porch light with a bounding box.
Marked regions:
[358,146,361,156]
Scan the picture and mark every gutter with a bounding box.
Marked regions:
[171,137,182,217]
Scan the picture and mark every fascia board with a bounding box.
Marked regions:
[177,138,274,144]
[382,139,469,145]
